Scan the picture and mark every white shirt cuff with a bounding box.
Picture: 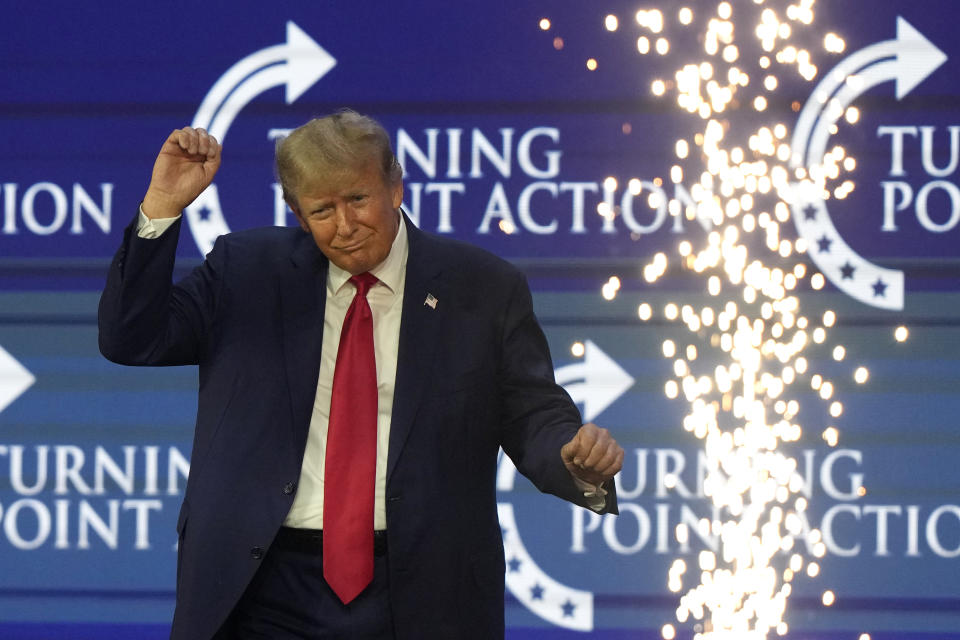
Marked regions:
[137,206,181,239]
[572,475,608,512]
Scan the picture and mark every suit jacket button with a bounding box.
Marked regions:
[250,546,264,560]
[283,482,296,495]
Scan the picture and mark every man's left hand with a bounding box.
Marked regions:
[561,423,624,486]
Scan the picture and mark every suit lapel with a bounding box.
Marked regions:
[386,220,444,483]
[281,233,329,451]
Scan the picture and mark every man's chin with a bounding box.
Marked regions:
[329,252,371,275]
[325,243,391,275]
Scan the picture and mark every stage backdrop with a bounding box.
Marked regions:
[0,2,957,638]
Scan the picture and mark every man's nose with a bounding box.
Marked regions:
[334,206,358,236]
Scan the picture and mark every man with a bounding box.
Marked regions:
[99,111,623,639]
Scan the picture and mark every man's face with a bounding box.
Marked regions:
[291,161,403,275]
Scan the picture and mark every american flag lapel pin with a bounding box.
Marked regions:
[424,293,438,309]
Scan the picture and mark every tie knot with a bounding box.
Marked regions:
[350,272,378,297]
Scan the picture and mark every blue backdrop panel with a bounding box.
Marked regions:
[0,1,958,637]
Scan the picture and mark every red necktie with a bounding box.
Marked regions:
[323,272,378,604]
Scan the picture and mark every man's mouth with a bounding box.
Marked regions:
[333,239,367,252]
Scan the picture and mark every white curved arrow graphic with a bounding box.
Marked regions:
[186,21,337,255]
[789,17,947,310]
[0,345,35,415]
[192,21,335,143]
[495,340,632,630]
[555,339,635,422]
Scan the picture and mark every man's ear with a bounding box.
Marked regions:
[391,180,404,210]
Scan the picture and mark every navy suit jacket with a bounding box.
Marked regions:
[99,213,617,640]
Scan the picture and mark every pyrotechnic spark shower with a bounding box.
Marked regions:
[632,2,869,637]
[637,3,842,637]
[540,0,909,637]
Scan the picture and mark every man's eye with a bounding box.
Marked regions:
[351,194,368,202]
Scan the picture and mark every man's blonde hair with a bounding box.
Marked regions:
[275,109,402,207]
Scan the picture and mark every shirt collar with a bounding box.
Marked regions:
[327,212,408,295]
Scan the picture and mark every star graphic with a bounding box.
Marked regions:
[561,600,576,618]
[840,262,855,280]
[196,205,212,221]
[530,584,544,600]
[817,235,832,253]
[803,203,818,221]
[507,557,522,573]
[872,278,888,297]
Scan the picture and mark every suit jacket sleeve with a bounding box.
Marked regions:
[98,213,221,366]
[495,270,618,514]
